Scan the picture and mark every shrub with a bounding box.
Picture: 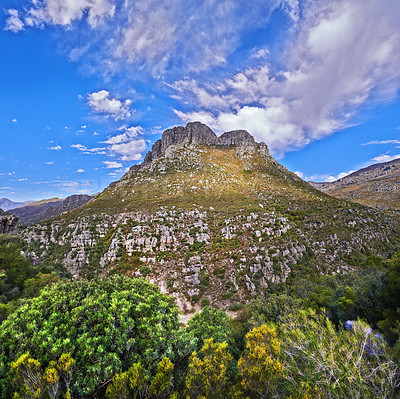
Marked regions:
[0,277,183,397]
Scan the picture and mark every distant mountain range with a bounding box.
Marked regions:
[0,198,33,211]
[310,158,400,211]
[8,194,94,226]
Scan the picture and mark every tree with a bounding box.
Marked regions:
[234,325,283,398]
[186,306,233,351]
[11,352,74,399]
[106,357,174,399]
[0,277,183,398]
[185,338,232,399]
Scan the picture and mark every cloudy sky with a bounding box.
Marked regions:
[1,0,400,201]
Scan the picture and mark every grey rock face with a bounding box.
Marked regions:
[0,209,18,234]
[123,122,271,179]
[218,130,256,146]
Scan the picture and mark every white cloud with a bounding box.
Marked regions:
[45,161,54,165]
[109,139,147,161]
[9,0,288,75]
[13,0,115,29]
[102,125,147,161]
[324,170,355,182]
[87,90,132,120]
[102,125,143,144]
[4,9,24,33]
[47,145,62,151]
[12,118,18,123]
[362,139,400,145]
[251,48,270,59]
[294,171,304,179]
[110,0,286,74]
[17,178,28,181]
[103,161,123,168]
[32,179,92,193]
[71,143,106,154]
[76,169,85,173]
[372,154,400,163]
[173,0,400,154]
[301,170,355,182]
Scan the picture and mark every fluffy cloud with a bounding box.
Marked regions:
[103,125,147,161]
[372,154,400,163]
[76,169,85,173]
[5,0,115,31]
[4,9,24,33]
[103,161,123,168]
[173,0,400,154]
[87,90,132,120]
[296,170,355,182]
[109,0,289,74]
[7,0,295,75]
[108,140,147,161]
[55,179,91,192]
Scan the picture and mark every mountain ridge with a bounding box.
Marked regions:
[0,198,33,211]
[310,158,400,210]
[18,122,400,312]
[122,121,272,180]
[9,194,94,226]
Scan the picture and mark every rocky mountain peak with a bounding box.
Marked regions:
[126,122,270,179]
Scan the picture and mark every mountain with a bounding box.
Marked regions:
[20,122,400,312]
[9,194,94,226]
[309,158,400,211]
[0,198,32,211]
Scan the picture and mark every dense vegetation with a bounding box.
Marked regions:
[1,237,400,398]
[0,234,66,323]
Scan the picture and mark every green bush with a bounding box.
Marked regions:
[0,277,184,397]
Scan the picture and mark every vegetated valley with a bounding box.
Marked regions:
[1,123,399,398]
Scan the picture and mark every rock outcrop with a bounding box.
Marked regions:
[0,209,18,234]
[123,122,271,179]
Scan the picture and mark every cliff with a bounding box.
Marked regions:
[122,122,271,179]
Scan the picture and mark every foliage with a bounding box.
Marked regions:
[11,352,74,399]
[0,238,35,291]
[379,252,400,343]
[0,277,183,397]
[186,306,233,352]
[185,338,232,399]
[0,235,62,324]
[235,325,283,398]
[281,310,399,399]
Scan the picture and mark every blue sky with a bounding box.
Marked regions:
[1,0,400,202]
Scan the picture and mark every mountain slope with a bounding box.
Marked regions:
[0,198,32,211]
[310,158,400,210]
[21,122,400,312]
[9,194,94,226]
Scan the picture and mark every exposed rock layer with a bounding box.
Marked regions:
[123,122,271,179]
[0,209,18,234]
